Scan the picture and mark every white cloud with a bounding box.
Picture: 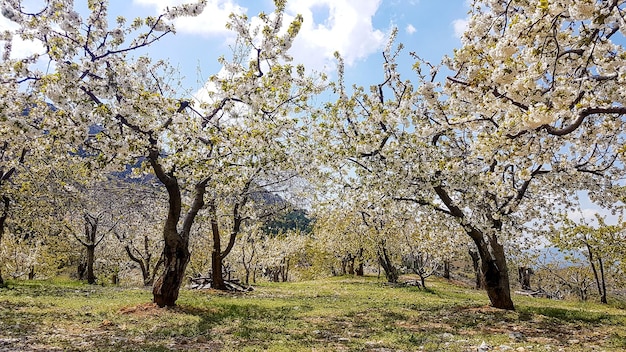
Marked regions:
[405,24,416,35]
[0,16,44,60]
[567,207,619,226]
[135,0,386,73]
[134,0,246,36]
[452,18,468,39]
[284,0,385,71]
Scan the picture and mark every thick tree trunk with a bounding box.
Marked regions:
[86,245,96,284]
[433,186,514,310]
[149,148,206,307]
[152,230,190,307]
[473,236,514,310]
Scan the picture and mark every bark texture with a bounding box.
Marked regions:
[150,148,207,307]
[472,234,514,310]
[434,186,515,310]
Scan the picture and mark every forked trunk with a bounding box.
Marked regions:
[378,242,399,283]
[148,148,207,307]
[473,236,514,310]
[153,227,190,307]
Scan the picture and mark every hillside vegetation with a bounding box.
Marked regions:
[1,276,625,351]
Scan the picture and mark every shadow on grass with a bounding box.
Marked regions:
[167,301,309,343]
[520,305,610,324]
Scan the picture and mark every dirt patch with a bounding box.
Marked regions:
[119,302,162,316]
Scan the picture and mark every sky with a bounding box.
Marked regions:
[110,0,471,91]
[1,0,470,95]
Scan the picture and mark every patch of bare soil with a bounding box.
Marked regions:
[119,302,161,316]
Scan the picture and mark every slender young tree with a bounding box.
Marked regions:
[550,213,624,304]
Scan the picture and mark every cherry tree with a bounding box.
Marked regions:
[1,0,202,298]
[550,212,625,304]
[0,40,57,285]
[312,201,371,276]
[113,184,166,286]
[320,0,626,310]
[441,0,626,308]
[2,0,322,305]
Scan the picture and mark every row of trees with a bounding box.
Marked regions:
[2,0,626,310]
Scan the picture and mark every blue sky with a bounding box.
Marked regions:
[0,0,469,91]
[111,0,470,91]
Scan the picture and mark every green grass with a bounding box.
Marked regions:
[1,276,625,351]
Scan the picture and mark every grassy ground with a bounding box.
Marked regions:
[0,276,625,351]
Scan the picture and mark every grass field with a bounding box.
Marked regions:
[1,276,625,351]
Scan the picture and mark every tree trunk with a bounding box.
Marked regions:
[340,258,347,275]
[432,186,514,310]
[211,250,225,289]
[468,247,482,289]
[473,235,514,310]
[152,230,190,307]
[443,260,450,280]
[77,260,87,280]
[124,243,162,287]
[585,243,607,304]
[598,257,607,304]
[518,267,532,290]
[346,254,355,275]
[356,262,364,276]
[378,242,399,283]
[281,258,290,282]
[355,248,364,276]
[149,149,207,307]
[209,200,226,290]
[86,245,96,284]
[0,196,7,286]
